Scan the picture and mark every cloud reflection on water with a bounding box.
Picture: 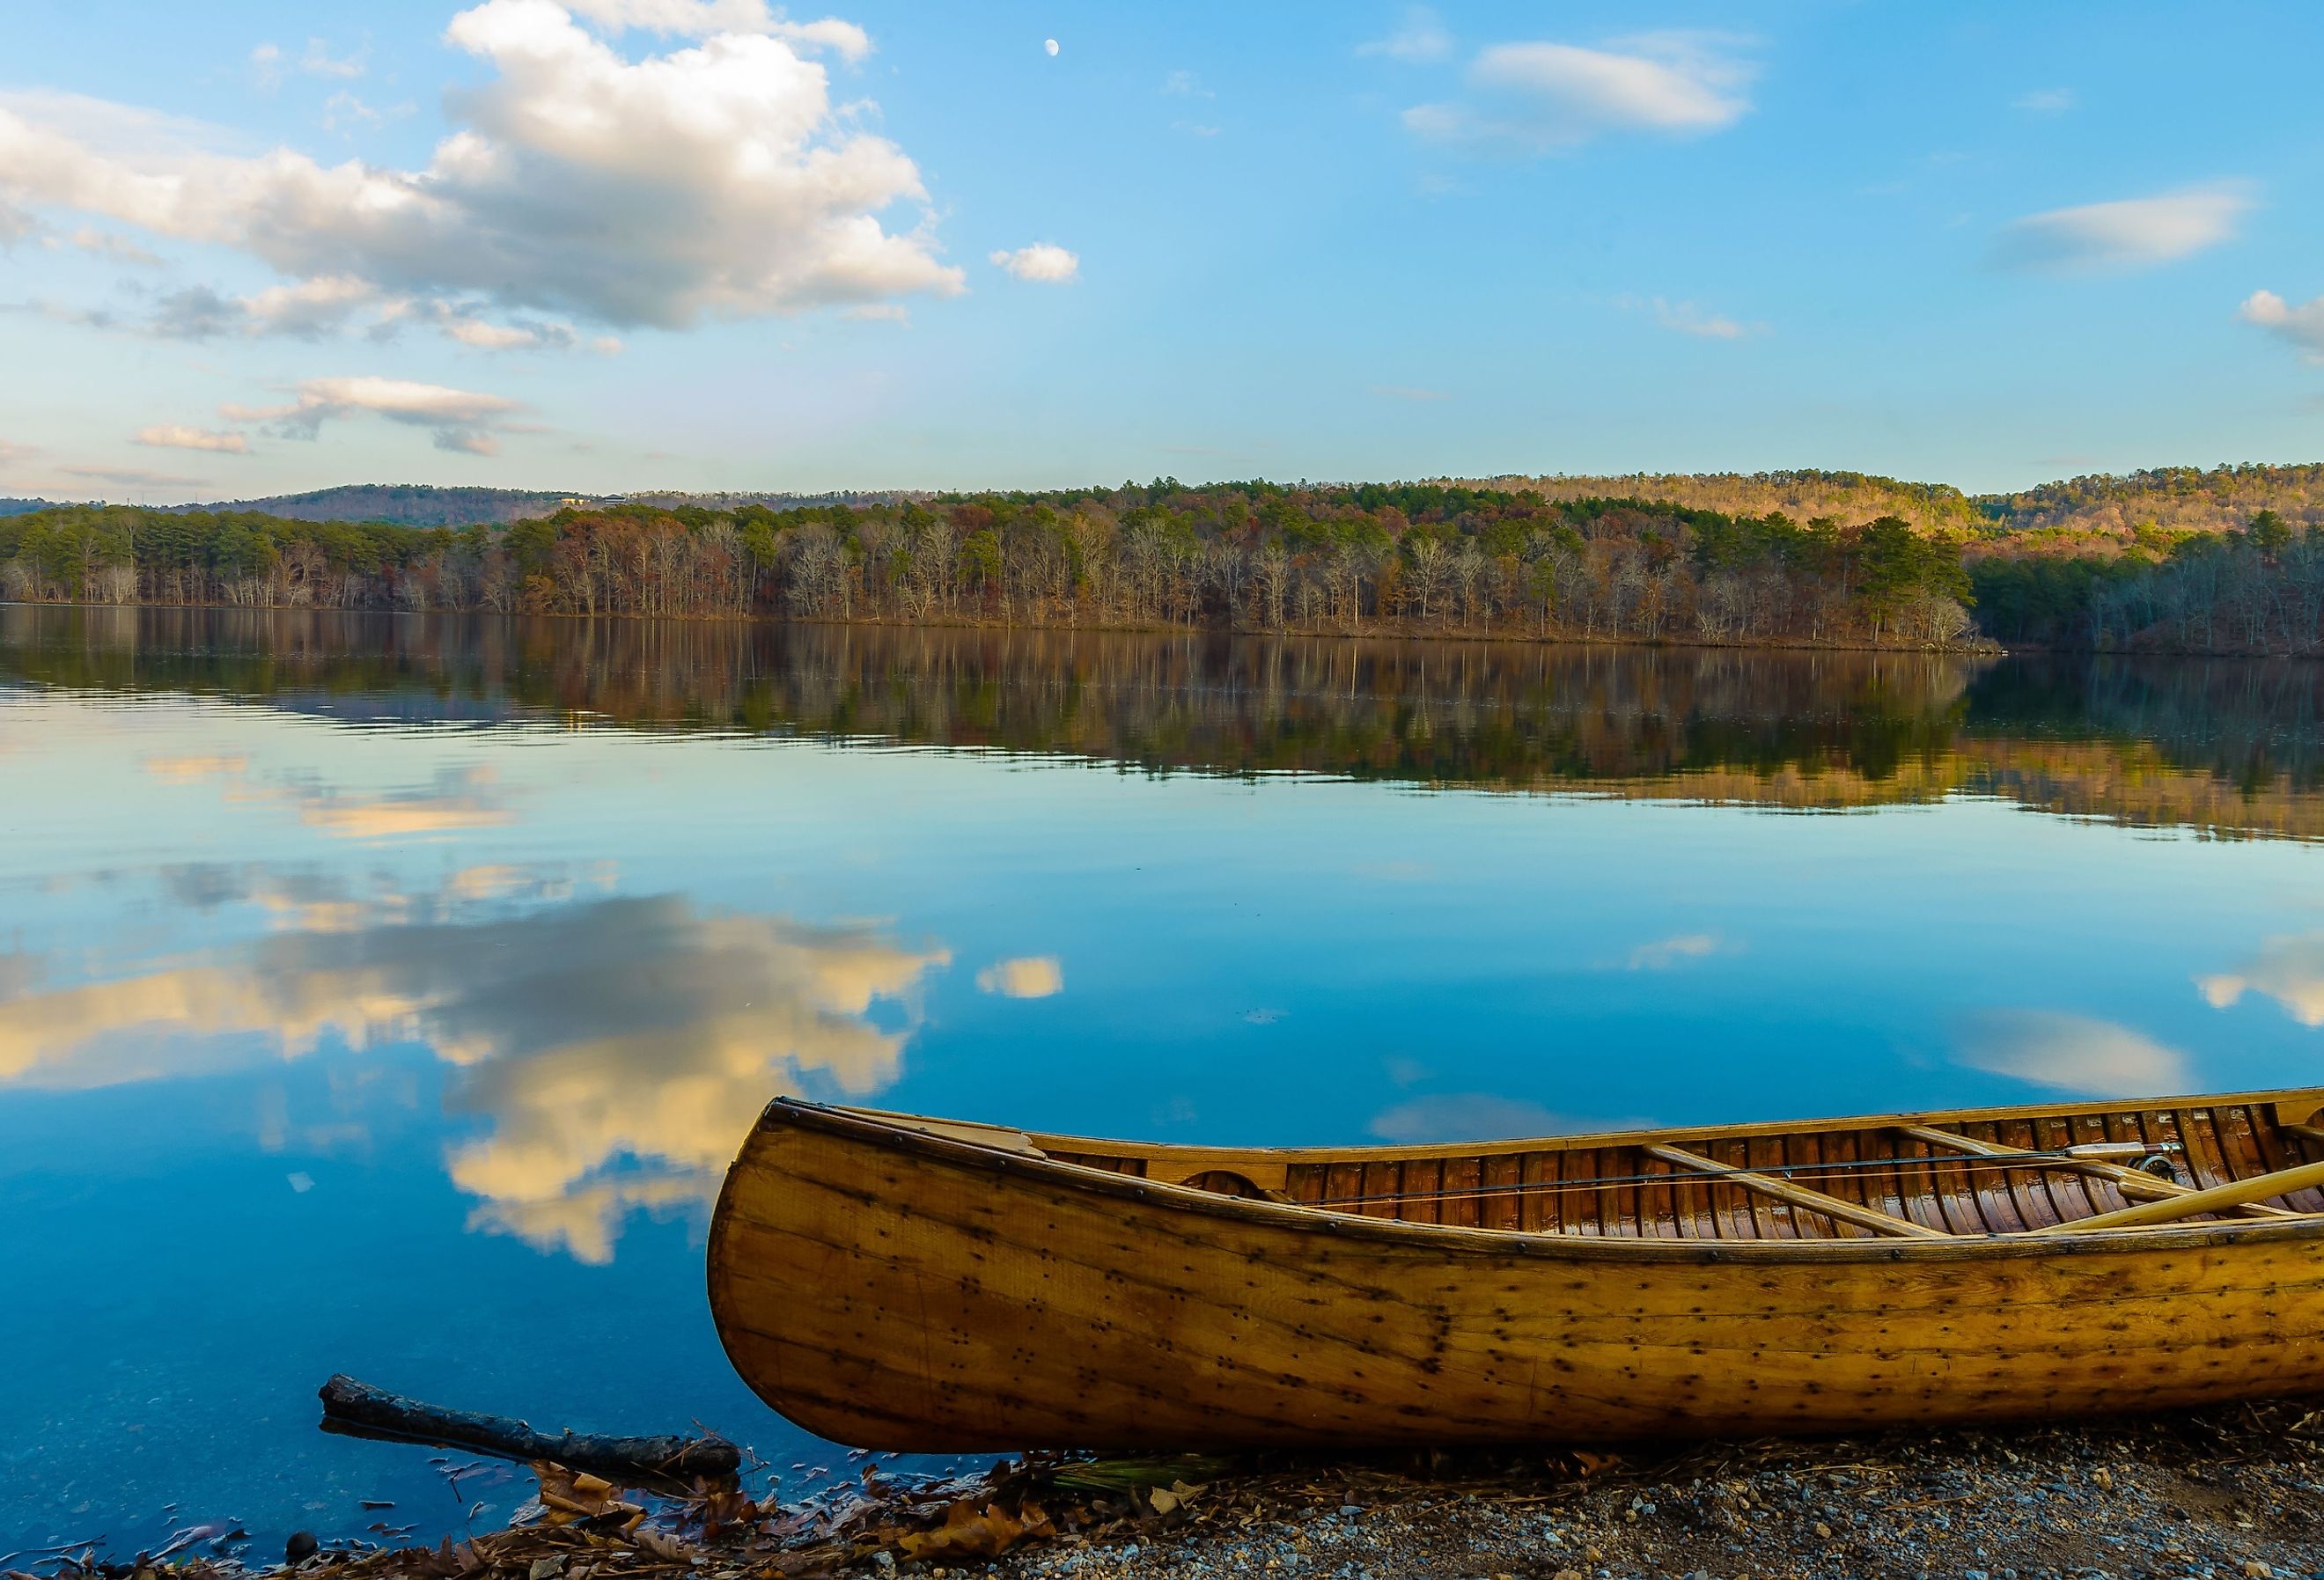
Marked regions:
[1953,1009,2191,1097]
[144,752,514,841]
[0,870,951,1263]
[2198,933,2324,1027]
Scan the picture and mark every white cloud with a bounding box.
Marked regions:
[1994,184,2251,272]
[1954,1010,2188,1097]
[1162,70,1213,99]
[302,37,370,78]
[1407,32,1754,152]
[2239,290,2324,366]
[989,242,1079,283]
[224,375,524,455]
[251,42,286,91]
[1359,6,1452,63]
[0,2,957,331]
[57,464,207,489]
[68,226,162,265]
[134,424,251,454]
[2198,933,2324,1026]
[1618,294,1755,339]
[150,275,382,342]
[563,0,872,60]
[0,199,39,247]
[320,92,389,135]
[375,295,601,351]
[975,956,1063,998]
[449,317,551,349]
[0,438,39,467]
[2013,87,2075,114]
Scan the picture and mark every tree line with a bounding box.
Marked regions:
[0,481,1983,650]
[11,478,2324,651]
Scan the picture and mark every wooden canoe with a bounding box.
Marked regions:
[708,1088,2324,1450]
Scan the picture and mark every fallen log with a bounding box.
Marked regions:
[318,1374,740,1491]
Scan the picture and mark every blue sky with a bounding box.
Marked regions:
[2,0,2321,501]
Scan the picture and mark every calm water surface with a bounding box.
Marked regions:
[4,607,2322,1553]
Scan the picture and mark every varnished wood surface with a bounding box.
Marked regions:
[708,1089,2324,1451]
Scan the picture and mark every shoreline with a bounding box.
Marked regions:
[0,598,2007,658]
[18,594,2324,661]
[41,1401,2324,1580]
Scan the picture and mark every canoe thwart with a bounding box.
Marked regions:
[1641,1143,1945,1238]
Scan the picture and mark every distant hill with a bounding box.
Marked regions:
[618,489,926,511]
[1976,464,2324,534]
[1478,465,2324,536]
[159,484,923,526]
[39,466,2324,535]
[166,484,600,526]
[1485,471,1986,532]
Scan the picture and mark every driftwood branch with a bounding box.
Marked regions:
[317,1373,740,1491]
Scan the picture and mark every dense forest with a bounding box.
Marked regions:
[6,474,2324,653]
[0,481,1983,650]
[1967,511,2324,652]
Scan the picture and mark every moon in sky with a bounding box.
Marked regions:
[1043,38,1059,56]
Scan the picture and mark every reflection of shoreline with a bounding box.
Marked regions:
[0,871,950,1263]
[5,606,2323,840]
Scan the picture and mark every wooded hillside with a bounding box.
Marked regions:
[6,472,2323,654]
[0,481,1980,650]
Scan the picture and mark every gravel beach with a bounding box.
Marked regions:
[36,1402,2324,1580]
[984,1405,2324,1580]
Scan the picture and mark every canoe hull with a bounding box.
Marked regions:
[709,1101,2324,1451]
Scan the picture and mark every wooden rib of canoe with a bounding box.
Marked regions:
[707,1086,2324,1451]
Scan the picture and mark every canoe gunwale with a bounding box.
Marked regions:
[979,1084,2324,1167]
[753,1097,2324,1266]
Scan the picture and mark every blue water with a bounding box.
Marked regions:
[2,609,2320,1555]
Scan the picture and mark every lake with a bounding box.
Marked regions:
[4,605,2321,1556]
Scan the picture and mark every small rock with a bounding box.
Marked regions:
[2244,1564,2272,1578]
[1814,1522,1833,1540]
[283,1532,318,1566]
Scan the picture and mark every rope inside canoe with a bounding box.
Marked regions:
[1297,1148,2175,1210]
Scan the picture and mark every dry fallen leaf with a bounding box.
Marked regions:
[893,1496,1055,1562]
[533,1464,644,1528]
